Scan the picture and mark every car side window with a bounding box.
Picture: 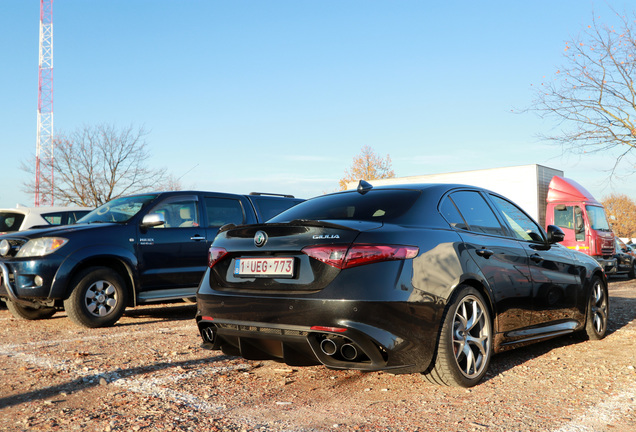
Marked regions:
[448,191,505,236]
[42,212,64,225]
[489,195,545,242]
[0,213,23,231]
[439,196,468,230]
[149,199,199,228]
[205,197,245,227]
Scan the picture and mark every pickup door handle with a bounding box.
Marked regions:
[530,253,543,263]
[475,248,494,259]
[190,235,206,241]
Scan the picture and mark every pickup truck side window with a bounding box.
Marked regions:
[149,199,200,228]
[205,197,245,227]
[449,191,506,236]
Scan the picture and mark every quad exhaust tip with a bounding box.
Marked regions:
[340,343,359,361]
[319,335,362,361]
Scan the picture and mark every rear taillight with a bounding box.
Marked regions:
[300,245,349,268]
[301,244,419,269]
[208,247,228,268]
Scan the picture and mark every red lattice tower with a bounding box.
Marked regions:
[35,0,54,206]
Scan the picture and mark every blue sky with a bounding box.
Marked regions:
[1,0,635,208]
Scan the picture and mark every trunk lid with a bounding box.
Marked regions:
[209,220,381,293]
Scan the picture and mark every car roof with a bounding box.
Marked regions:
[0,206,92,215]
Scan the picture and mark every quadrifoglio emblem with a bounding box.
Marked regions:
[254,231,268,247]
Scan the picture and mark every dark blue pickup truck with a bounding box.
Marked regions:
[0,190,302,328]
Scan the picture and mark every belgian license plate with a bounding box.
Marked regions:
[234,257,294,278]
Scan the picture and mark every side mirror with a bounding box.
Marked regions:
[546,225,565,244]
[141,213,166,228]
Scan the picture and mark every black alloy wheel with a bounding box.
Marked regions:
[425,286,492,387]
[582,276,609,341]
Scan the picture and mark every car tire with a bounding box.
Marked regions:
[628,261,636,279]
[425,286,492,387]
[6,300,56,320]
[64,267,128,328]
[580,276,609,341]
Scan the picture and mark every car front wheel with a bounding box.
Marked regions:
[425,286,492,387]
[64,267,128,328]
[6,300,56,320]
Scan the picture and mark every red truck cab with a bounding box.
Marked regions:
[545,176,616,272]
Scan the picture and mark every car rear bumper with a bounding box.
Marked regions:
[195,292,441,374]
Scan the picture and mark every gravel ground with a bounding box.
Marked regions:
[0,278,635,432]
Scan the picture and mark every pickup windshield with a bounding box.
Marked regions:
[586,205,611,231]
[78,194,158,224]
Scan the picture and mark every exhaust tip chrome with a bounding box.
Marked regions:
[201,326,216,343]
[320,338,339,356]
[340,343,359,361]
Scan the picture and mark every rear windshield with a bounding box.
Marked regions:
[0,212,25,232]
[250,197,305,221]
[269,190,420,223]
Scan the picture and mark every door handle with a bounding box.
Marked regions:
[475,248,494,259]
[530,253,543,263]
[190,235,206,241]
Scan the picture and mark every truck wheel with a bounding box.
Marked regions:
[64,267,128,328]
[6,300,56,320]
[424,286,492,387]
[580,276,609,341]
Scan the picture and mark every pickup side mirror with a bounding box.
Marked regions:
[546,225,565,244]
[141,213,166,228]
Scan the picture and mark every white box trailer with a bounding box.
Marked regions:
[347,164,564,228]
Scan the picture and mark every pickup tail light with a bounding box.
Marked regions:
[302,244,419,269]
[208,247,228,268]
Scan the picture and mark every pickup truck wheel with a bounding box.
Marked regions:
[64,267,128,328]
[6,300,56,320]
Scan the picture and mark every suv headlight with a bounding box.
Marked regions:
[0,239,10,256]
[16,237,69,257]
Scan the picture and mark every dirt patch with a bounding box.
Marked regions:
[1,279,635,431]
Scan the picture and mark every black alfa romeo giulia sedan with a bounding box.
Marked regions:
[196,181,609,387]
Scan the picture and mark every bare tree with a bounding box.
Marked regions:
[530,10,636,174]
[338,145,395,190]
[23,124,180,207]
